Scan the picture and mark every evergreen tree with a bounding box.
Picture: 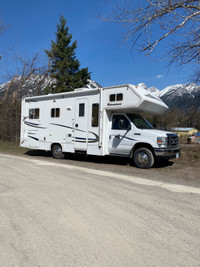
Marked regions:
[45,15,91,93]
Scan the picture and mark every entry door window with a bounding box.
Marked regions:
[79,103,85,117]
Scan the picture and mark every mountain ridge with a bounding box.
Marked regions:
[0,75,199,112]
[139,82,200,112]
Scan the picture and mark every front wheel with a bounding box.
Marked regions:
[133,148,154,169]
[52,144,64,159]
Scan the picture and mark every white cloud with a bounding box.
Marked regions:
[157,74,164,79]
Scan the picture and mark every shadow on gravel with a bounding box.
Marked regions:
[25,150,174,169]
[25,150,129,166]
[153,159,174,168]
[25,150,52,158]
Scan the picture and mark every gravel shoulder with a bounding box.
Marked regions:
[0,142,199,188]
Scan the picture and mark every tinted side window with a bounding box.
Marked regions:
[109,94,115,102]
[109,93,123,102]
[92,103,99,127]
[51,108,60,118]
[117,93,123,101]
[29,108,40,119]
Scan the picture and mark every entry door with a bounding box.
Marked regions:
[108,114,133,155]
[74,99,88,151]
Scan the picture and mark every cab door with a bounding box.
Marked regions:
[108,114,133,155]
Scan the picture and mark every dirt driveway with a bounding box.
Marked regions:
[0,153,200,266]
[22,144,200,188]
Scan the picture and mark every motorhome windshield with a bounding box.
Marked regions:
[127,114,153,129]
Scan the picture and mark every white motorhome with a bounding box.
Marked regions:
[20,84,180,168]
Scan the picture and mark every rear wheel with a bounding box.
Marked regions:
[133,147,154,169]
[52,144,64,159]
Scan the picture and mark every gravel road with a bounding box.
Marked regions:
[0,153,200,267]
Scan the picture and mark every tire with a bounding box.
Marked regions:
[133,147,154,169]
[52,144,64,159]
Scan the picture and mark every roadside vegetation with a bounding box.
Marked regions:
[177,144,200,165]
[0,141,29,154]
[0,141,199,169]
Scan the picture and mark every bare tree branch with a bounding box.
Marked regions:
[0,52,50,141]
[102,0,200,81]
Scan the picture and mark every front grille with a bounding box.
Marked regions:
[167,134,179,147]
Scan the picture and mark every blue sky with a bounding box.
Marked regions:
[0,0,195,90]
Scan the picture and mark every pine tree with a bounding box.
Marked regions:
[45,15,91,93]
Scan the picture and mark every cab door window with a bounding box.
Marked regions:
[112,115,130,130]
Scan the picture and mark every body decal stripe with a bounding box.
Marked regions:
[28,135,39,141]
[25,121,46,129]
[50,123,99,143]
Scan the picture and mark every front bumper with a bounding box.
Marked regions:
[154,147,180,159]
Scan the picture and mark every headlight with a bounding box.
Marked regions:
[157,137,167,148]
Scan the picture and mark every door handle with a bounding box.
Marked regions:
[115,134,121,139]
[75,124,78,127]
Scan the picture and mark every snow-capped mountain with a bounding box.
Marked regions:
[138,82,200,112]
[0,75,199,112]
[0,74,54,100]
[157,83,200,111]
[0,74,101,100]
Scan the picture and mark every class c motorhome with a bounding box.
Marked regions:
[20,84,180,168]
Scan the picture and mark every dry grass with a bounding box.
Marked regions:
[176,144,200,166]
[0,141,29,154]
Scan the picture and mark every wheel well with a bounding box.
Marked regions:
[51,143,62,151]
[131,143,154,157]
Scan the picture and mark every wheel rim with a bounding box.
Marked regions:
[136,152,148,167]
[54,146,62,157]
